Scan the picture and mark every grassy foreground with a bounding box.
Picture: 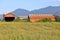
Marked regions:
[0,22,60,40]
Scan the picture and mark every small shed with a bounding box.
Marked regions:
[3,13,15,21]
[28,14,55,22]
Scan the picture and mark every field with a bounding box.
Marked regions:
[0,22,60,40]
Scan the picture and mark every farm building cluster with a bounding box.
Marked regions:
[3,12,56,22]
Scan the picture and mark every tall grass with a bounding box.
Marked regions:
[0,22,60,40]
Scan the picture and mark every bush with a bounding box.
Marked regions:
[14,17,30,22]
[37,18,53,22]
[43,18,53,22]
[14,17,20,22]
[21,19,30,22]
[55,16,60,22]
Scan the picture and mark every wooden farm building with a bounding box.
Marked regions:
[3,13,15,21]
[28,14,55,22]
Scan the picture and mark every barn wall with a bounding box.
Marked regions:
[29,14,55,22]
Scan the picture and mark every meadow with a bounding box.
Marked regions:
[0,22,60,40]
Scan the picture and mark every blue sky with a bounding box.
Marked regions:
[0,0,60,14]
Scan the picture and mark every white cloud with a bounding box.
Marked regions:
[53,0,60,2]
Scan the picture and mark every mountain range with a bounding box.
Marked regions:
[12,6,60,16]
[0,6,60,19]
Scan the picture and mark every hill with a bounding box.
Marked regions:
[12,6,60,16]
[30,6,60,15]
[0,6,60,19]
[12,9,29,17]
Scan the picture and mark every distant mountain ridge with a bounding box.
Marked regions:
[30,6,60,14]
[12,9,29,17]
[12,6,60,16]
[0,6,60,19]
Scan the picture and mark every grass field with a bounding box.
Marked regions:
[0,22,60,40]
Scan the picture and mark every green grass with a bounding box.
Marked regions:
[0,22,60,40]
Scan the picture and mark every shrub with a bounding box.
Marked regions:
[55,16,60,22]
[14,17,20,22]
[21,19,30,22]
[14,17,30,22]
[37,18,53,22]
[42,18,53,22]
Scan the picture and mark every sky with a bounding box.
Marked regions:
[0,0,60,14]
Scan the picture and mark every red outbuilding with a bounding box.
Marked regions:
[3,12,15,21]
[28,14,55,22]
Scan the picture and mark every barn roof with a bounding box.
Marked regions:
[4,13,15,17]
[29,14,54,16]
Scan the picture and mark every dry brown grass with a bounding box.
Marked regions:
[0,22,60,40]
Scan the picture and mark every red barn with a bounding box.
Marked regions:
[28,14,55,22]
[3,13,15,21]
